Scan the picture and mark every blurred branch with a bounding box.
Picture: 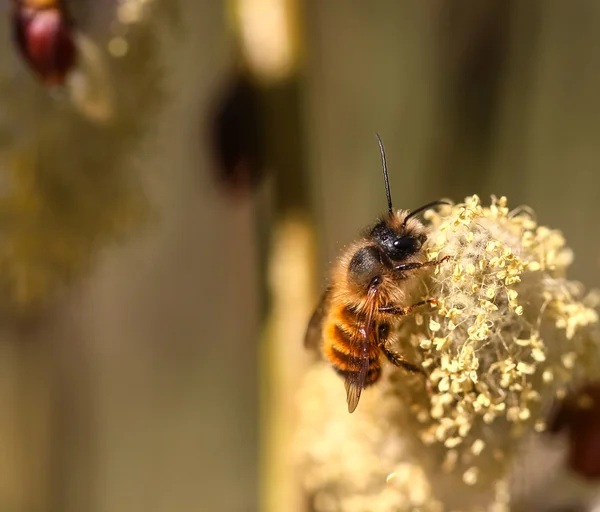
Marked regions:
[225,1,315,511]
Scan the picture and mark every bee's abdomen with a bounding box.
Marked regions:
[322,305,382,387]
[333,365,382,386]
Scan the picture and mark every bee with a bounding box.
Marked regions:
[304,135,450,413]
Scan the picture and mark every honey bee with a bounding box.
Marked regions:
[304,135,450,413]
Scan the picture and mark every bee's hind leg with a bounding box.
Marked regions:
[381,346,425,375]
[382,346,431,394]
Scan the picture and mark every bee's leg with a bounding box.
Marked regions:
[379,299,437,316]
[393,255,451,273]
[381,346,426,375]
[381,345,431,392]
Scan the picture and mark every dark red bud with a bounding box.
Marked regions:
[209,71,267,197]
[12,3,77,86]
[548,382,600,480]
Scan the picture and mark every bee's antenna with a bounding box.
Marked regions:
[375,133,393,217]
[402,200,451,228]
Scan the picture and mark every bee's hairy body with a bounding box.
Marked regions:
[322,301,383,388]
[319,213,429,396]
[303,134,449,413]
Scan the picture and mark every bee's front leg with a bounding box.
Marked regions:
[393,255,451,273]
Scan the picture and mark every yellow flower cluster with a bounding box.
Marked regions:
[295,195,600,511]
[393,195,600,490]
[294,363,444,512]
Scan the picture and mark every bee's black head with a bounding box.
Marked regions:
[370,221,426,261]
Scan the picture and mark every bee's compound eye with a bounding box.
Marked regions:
[389,236,421,259]
[394,238,420,251]
[370,222,424,261]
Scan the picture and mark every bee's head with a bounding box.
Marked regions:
[370,221,426,262]
[371,133,449,262]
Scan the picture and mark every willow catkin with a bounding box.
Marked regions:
[295,195,600,512]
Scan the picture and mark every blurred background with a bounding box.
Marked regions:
[1,0,600,511]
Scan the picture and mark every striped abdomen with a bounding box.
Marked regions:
[322,303,388,387]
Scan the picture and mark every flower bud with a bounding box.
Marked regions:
[548,382,600,479]
[12,1,77,86]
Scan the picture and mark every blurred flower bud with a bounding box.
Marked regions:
[209,71,267,196]
[548,381,600,480]
[12,0,77,86]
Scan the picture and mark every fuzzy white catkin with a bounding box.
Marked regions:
[295,195,600,512]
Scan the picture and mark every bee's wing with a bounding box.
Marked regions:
[344,365,368,413]
[344,287,378,413]
[304,288,331,351]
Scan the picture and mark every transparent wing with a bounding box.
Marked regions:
[344,286,378,413]
[304,288,331,351]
